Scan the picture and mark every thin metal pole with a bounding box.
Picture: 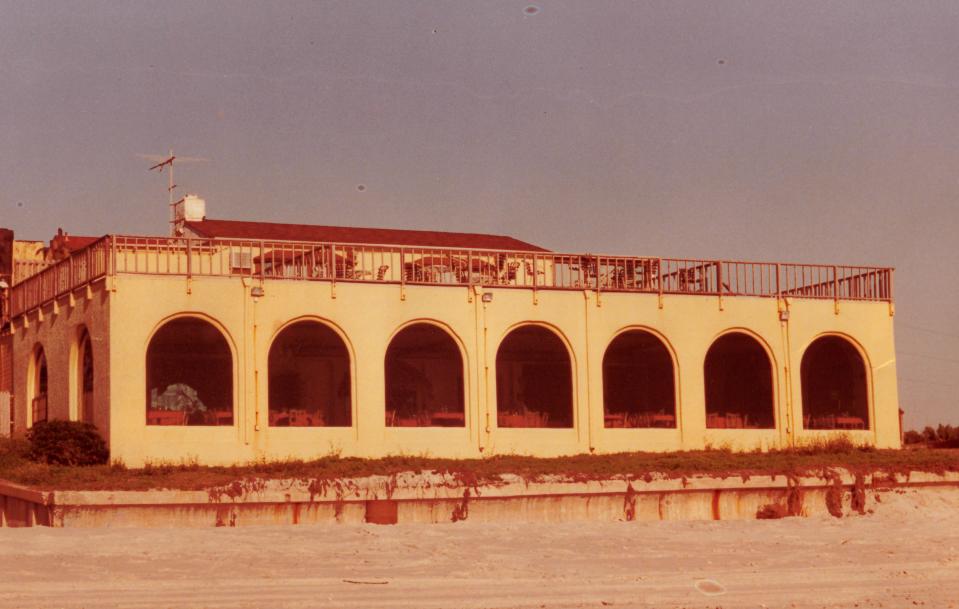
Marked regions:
[833,265,839,309]
[467,251,473,288]
[330,243,337,288]
[258,241,265,280]
[594,255,600,294]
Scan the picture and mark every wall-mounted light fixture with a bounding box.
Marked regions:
[251,286,265,298]
[481,293,493,303]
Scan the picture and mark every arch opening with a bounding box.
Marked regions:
[32,347,48,425]
[704,333,774,429]
[496,325,573,428]
[602,330,676,428]
[800,336,869,430]
[78,330,94,425]
[146,317,233,426]
[385,323,465,427]
[269,321,351,427]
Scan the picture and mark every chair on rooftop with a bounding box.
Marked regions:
[500,261,520,284]
[524,261,545,284]
[603,267,626,289]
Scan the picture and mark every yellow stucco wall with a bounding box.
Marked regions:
[9,283,111,437]
[4,268,899,465]
[84,272,899,466]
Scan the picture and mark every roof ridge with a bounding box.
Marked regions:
[197,217,529,240]
[183,218,550,252]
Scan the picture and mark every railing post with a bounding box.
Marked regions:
[716,260,723,310]
[259,241,265,280]
[832,265,839,314]
[467,251,473,288]
[888,268,895,316]
[531,253,538,304]
[186,237,192,280]
[330,241,337,283]
[399,248,406,301]
[657,257,663,309]
[110,235,117,277]
[775,263,781,299]
[593,255,601,307]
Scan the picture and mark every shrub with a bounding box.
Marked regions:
[793,434,857,455]
[903,430,923,445]
[26,420,109,466]
[0,437,31,468]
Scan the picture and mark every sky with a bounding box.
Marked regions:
[1,1,957,429]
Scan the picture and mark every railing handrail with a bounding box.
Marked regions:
[2,234,894,321]
[106,233,894,271]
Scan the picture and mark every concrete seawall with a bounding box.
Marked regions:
[2,470,957,528]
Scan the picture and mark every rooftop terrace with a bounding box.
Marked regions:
[2,233,893,322]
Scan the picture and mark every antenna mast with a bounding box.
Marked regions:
[144,149,209,236]
[147,149,178,234]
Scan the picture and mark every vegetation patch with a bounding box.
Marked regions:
[903,424,959,448]
[25,421,110,467]
[2,435,959,492]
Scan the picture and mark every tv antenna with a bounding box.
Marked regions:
[139,150,209,233]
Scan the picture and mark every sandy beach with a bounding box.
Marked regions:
[1,487,958,608]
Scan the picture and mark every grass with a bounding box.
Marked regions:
[2,436,959,492]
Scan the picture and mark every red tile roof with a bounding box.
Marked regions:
[46,230,103,260]
[183,219,550,252]
[61,236,101,252]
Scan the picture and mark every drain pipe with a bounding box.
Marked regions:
[474,286,488,451]
[779,297,795,448]
[482,293,491,441]
[583,290,594,451]
[251,284,263,435]
[239,279,250,445]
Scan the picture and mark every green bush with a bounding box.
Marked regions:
[0,437,31,468]
[903,430,923,445]
[26,420,109,466]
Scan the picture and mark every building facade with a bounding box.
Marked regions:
[0,215,899,466]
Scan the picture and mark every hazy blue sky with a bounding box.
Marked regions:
[2,1,957,428]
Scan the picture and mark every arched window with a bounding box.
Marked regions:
[146,317,233,426]
[496,326,573,428]
[385,324,465,427]
[268,321,351,427]
[78,330,94,424]
[32,347,48,425]
[704,333,774,429]
[603,330,676,428]
[801,336,869,430]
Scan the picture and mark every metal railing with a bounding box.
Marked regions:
[7,237,111,318]
[4,235,894,318]
[13,260,53,284]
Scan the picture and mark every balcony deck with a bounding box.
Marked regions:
[3,235,894,320]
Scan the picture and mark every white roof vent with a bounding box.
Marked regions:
[174,194,206,223]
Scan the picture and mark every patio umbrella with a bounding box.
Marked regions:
[254,246,353,268]
[412,255,455,268]
[459,257,496,273]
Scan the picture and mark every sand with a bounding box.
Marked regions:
[1,487,958,609]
